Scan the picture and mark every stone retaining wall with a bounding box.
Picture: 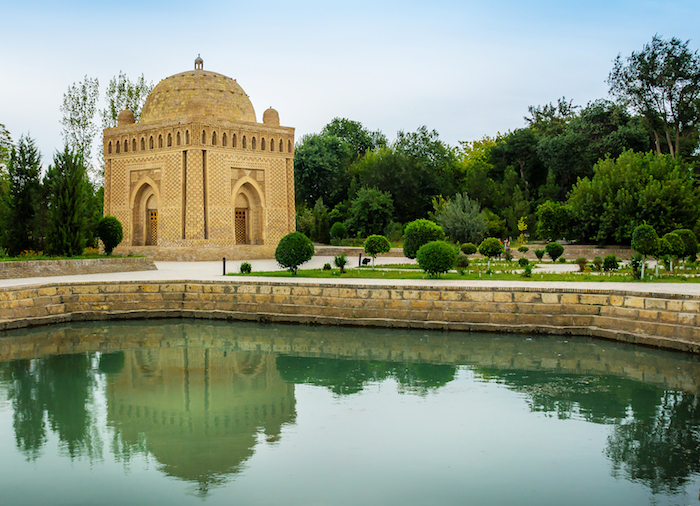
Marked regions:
[0,280,698,353]
[0,257,157,279]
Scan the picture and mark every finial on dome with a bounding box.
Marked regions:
[195,54,203,70]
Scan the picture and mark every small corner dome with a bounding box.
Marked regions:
[263,107,279,126]
[117,109,135,126]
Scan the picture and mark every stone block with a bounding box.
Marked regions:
[644,298,667,310]
[464,291,493,302]
[580,294,609,306]
[540,293,559,304]
[514,292,540,303]
[623,297,645,309]
[682,301,700,312]
[560,294,579,304]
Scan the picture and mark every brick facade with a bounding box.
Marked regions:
[103,59,295,253]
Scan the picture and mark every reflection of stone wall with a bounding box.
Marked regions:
[1,320,699,394]
[107,346,295,485]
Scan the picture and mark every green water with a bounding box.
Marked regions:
[0,320,699,506]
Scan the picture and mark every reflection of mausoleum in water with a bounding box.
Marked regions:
[105,347,295,492]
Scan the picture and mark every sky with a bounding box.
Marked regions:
[1,0,699,170]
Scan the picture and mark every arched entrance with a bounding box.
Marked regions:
[232,181,264,245]
[131,182,159,246]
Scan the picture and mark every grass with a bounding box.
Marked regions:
[228,265,700,282]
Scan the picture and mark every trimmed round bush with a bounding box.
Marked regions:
[478,237,504,271]
[403,219,445,259]
[575,257,587,272]
[416,241,458,277]
[275,232,315,275]
[662,232,685,258]
[95,215,123,255]
[240,262,252,274]
[330,222,348,240]
[545,242,564,262]
[632,224,659,257]
[603,254,619,272]
[534,248,545,261]
[323,263,332,270]
[455,254,470,269]
[673,229,698,260]
[517,245,529,254]
[593,256,603,271]
[518,257,529,267]
[461,242,478,255]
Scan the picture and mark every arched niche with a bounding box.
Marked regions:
[131,180,160,246]
[231,179,265,245]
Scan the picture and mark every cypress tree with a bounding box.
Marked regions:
[6,135,42,255]
[46,148,89,257]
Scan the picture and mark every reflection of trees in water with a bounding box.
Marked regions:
[477,368,700,496]
[275,356,456,395]
[606,391,700,495]
[0,354,100,461]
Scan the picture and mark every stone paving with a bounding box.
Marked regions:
[1,256,699,296]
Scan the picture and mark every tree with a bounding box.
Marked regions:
[672,228,698,261]
[608,35,700,159]
[60,76,100,178]
[95,216,123,255]
[294,133,353,208]
[631,224,659,279]
[330,222,347,241]
[363,235,391,268]
[433,192,487,245]
[345,187,394,237]
[6,135,42,256]
[661,232,685,272]
[535,200,570,242]
[416,241,457,277]
[566,150,699,244]
[545,242,564,262]
[0,123,12,173]
[321,118,386,158]
[403,219,445,259]
[45,148,90,257]
[478,237,504,271]
[101,71,154,128]
[275,232,314,275]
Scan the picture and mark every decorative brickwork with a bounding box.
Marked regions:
[103,58,295,257]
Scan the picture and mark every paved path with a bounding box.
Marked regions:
[1,257,699,296]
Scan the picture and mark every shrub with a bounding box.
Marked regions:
[478,237,504,271]
[416,241,458,278]
[95,215,123,255]
[517,245,529,254]
[503,250,513,262]
[558,257,566,263]
[403,219,445,259]
[461,242,477,255]
[534,249,545,261]
[384,221,403,243]
[455,254,470,269]
[433,192,487,244]
[630,254,644,280]
[518,257,529,267]
[275,232,315,275]
[603,254,619,272]
[323,263,332,270]
[0,247,8,258]
[522,264,533,277]
[661,232,685,271]
[330,221,347,240]
[364,234,391,267]
[593,256,603,271]
[631,224,659,279]
[673,229,698,260]
[83,246,100,256]
[545,242,564,262]
[240,262,252,274]
[333,253,348,273]
[575,257,588,272]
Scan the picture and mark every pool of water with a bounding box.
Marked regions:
[0,319,699,505]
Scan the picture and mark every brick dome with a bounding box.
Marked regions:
[140,69,257,124]
[262,107,280,126]
[118,109,135,126]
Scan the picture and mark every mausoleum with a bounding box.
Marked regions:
[103,56,295,253]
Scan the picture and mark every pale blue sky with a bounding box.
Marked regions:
[1,0,698,168]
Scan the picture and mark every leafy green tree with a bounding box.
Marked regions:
[101,71,154,128]
[672,229,698,261]
[95,215,123,254]
[6,135,42,255]
[535,200,570,241]
[321,118,386,158]
[566,150,699,244]
[631,224,659,279]
[275,232,314,275]
[608,35,700,159]
[490,128,546,190]
[311,198,330,243]
[0,123,12,173]
[363,235,391,268]
[416,241,457,277]
[330,221,347,240]
[461,242,477,255]
[661,232,685,272]
[545,242,564,262]
[433,192,487,245]
[403,219,445,259]
[45,148,90,257]
[345,187,394,237]
[60,76,100,178]
[294,133,353,208]
[478,237,504,271]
